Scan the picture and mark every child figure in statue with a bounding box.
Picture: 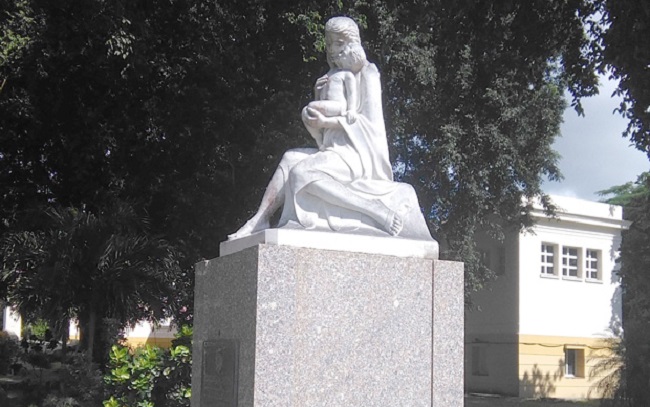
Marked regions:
[303,27,367,149]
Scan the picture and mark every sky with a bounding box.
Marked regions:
[543,75,649,201]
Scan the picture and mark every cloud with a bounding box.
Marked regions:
[543,75,649,201]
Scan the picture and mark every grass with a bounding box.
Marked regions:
[465,394,600,406]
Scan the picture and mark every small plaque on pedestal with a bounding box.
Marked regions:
[200,340,239,407]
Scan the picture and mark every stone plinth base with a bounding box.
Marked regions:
[220,228,439,260]
[191,244,463,407]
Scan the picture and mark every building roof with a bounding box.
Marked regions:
[530,195,631,231]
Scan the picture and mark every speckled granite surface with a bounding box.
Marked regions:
[432,260,465,406]
[191,244,463,407]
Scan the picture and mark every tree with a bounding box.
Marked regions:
[598,172,650,207]
[0,0,317,325]
[597,0,650,398]
[0,0,310,256]
[1,202,182,363]
[598,172,650,405]
[600,0,650,157]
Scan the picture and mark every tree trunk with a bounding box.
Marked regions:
[87,307,97,363]
[60,317,69,357]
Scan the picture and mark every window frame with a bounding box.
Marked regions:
[478,248,492,270]
[471,345,489,377]
[585,249,601,281]
[564,347,585,378]
[540,243,558,277]
[561,246,581,279]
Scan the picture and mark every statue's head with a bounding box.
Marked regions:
[325,16,361,43]
[325,16,367,73]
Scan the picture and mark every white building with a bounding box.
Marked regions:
[465,195,628,399]
[1,306,22,338]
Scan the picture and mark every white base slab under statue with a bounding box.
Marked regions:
[220,226,439,259]
[191,233,464,407]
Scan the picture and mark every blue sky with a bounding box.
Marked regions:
[543,75,649,201]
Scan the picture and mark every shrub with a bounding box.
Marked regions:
[104,326,192,407]
[24,319,50,341]
[58,353,105,407]
[42,395,82,407]
[0,331,20,374]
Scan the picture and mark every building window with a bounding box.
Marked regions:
[471,346,489,376]
[565,348,585,377]
[498,247,506,275]
[562,247,580,278]
[478,249,491,270]
[585,249,600,280]
[541,243,556,275]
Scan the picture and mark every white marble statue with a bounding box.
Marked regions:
[228,16,433,241]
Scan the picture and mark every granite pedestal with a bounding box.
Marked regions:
[191,239,463,407]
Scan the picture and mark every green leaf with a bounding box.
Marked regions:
[102,396,121,407]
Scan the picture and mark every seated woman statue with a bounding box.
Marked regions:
[229,16,432,242]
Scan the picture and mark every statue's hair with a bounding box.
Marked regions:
[325,16,361,43]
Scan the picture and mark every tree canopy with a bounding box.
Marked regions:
[601,0,650,157]
[599,172,650,405]
[597,1,650,401]
[0,0,639,352]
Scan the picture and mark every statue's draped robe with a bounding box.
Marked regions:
[278,63,432,240]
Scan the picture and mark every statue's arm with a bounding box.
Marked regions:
[303,107,341,129]
[344,72,359,111]
[343,72,359,123]
[314,74,328,101]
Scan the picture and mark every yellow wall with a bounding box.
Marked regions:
[124,336,174,348]
[518,334,619,399]
[68,323,176,349]
[66,334,174,348]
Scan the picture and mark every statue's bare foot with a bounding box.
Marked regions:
[384,210,404,236]
[228,216,270,240]
[377,201,411,236]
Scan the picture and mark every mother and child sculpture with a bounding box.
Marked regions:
[229,16,433,242]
